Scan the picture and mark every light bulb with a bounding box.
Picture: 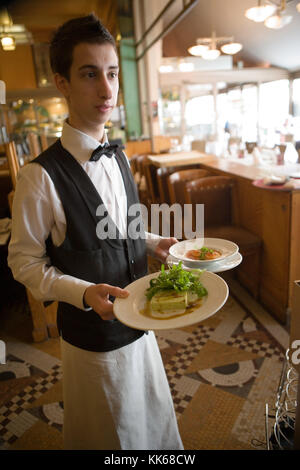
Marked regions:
[188,44,209,57]
[245,4,277,22]
[201,48,220,60]
[1,36,15,50]
[221,42,243,55]
[264,13,293,29]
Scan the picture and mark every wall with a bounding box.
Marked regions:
[0,45,37,90]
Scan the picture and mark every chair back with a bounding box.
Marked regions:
[27,132,41,159]
[168,168,210,205]
[40,133,49,151]
[156,166,178,204]
[185,176,234,228]
[137,155,160,203]
[5,141,20,189]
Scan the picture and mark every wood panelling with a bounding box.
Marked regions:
[199,162,297,324]
[0,45,37,90]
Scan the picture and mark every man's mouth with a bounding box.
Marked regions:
[95,104,113,112]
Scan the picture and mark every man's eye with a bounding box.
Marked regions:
[109,72,118,79]
[86,71,96,78]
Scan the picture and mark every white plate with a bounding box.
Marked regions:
[166,252,243,273]
[113,271,229,331]
[169,238,239,268]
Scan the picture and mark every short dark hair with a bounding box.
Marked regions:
[49,13,117,80]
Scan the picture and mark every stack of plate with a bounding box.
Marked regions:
[167,238,242,273]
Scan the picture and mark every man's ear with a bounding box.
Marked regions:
[54,73,69,99]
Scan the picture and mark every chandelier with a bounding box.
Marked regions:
[188,31,243,60]
[245,0,298,29]
[0,8,33,51]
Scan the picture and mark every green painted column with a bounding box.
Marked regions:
[119,37,142,138]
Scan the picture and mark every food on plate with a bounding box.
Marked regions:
[144,262,207,319]
[185,246,221,261]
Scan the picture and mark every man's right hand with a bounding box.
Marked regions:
[83,284,130,320]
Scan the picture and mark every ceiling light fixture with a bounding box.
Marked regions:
[221,42,243,55]
[188,31,242,60]
[245,1,277,22]
[264,0,293,28]
[188,44,209,57]
[1,35,15,51]
[0,8,33,51]
[297,2,300,12]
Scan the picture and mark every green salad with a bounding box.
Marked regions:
[145,262,208,301]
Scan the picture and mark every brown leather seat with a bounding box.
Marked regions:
[184,175,262,298]
[168,168,211,205]
[156,166,178,204]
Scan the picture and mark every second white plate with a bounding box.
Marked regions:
[169,238,239,268]
[166,252,243,273]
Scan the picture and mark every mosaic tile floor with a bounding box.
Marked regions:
[0,268,289,450]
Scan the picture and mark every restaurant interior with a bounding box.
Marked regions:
[1,0,300,451]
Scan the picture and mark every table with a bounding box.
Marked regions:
[147,150,217,168]
[147,151,300,323]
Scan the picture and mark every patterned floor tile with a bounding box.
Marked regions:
[9,419,63,450]
[232,356,284,446]
[185,339,259,373]
[0,267,289,450]
[178,382,248,450]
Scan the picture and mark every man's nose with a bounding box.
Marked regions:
[98,75,112,99]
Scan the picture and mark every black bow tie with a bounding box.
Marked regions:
[89,143,119,162]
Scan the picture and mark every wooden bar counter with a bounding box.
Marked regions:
[148,151,300,324]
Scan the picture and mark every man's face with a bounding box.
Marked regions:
[57,42,119,135]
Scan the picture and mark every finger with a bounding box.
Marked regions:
[97,284,130,298]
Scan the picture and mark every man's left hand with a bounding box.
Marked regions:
[154,237,178,264]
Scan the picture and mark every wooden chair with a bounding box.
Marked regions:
[27,132,41,160]
[168,168,211,206]
[5,140,58,341]
[137,155,160,204]
[5,141,19,190]
[156,167,178,204]
[156,165,202,205]
[184,175,262,298]
[4,141,19,214]
[40,133,49,151]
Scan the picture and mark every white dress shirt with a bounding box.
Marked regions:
[8,122,161,310]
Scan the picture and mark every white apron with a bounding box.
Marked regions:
[61,332,183,450]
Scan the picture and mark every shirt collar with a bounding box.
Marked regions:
[60,120,108,163]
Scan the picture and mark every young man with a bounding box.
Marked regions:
[7,14,183,450]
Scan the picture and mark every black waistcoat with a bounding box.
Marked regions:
[32,139,148,352]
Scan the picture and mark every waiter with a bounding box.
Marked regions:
[8,14,183,450]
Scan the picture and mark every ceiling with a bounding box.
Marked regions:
[1,0,119,42]
[1,0,300,72]
[162,0,300,72]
